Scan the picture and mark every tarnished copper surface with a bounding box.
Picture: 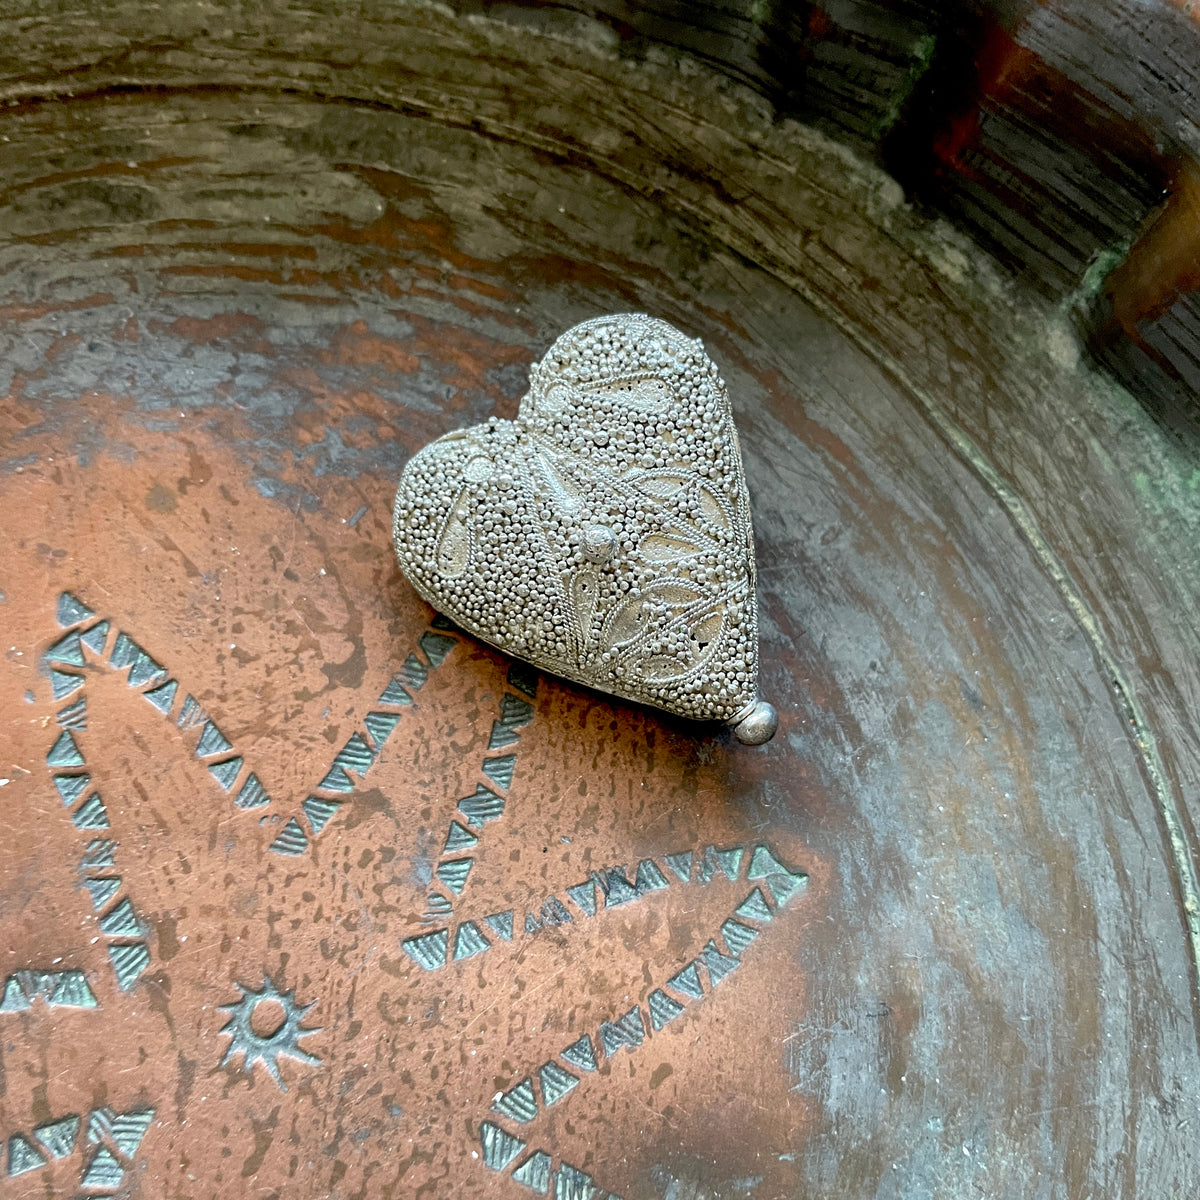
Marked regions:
[2,388,826,1198]
[0,170,830,1193]
[1,11,1199,1197]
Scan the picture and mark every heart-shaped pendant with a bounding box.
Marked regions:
[392,314,777,744]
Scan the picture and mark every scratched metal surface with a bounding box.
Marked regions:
[1,7,1199,1200]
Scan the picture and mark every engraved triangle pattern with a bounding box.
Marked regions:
[13,592,808,1196]
[393,315,777,743]
[27,594,461,997]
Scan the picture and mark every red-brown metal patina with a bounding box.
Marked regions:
[1,329,827,1199]
[3,9,1200,1195]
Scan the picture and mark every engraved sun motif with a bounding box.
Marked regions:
[218,976,322,1091]
[16,591,807,1197]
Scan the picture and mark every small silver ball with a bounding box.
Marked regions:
[581,525,617,564]
[731,699,777,745]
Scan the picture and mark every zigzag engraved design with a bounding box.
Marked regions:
[43,594,455,859]
[471,846,807,1198]
[27,594,810,1197]
[37,593,458,993]
[394,623,809,1197]
[3,1106,154,1186]
[422,659,538,923]
[401,842,800,971]
[404,713,806,1198]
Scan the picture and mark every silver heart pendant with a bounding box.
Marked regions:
[392,314,777,744]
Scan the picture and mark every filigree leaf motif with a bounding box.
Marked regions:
[569,568,602,653]
[639,532,705,565]
[392,313,776,741]
[601,580,708,652]
[436,488,473,577]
